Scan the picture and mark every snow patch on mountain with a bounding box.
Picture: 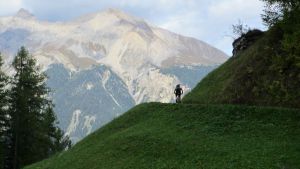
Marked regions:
[85,82,94,90]
[99,70,122,107]
[101,69,111,88]
[83,115,96,135]
[65,110,81,136]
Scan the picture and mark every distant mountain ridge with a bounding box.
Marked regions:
[0,9,228,142]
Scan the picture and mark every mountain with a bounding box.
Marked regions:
[0,9,227,142]
[25,103,300,169]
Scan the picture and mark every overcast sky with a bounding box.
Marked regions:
[0,0,267,55]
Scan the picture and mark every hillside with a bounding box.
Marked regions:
[25,103,300,169]
[183,27,300,108]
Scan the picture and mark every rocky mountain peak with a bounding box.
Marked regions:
[100,8,140,21]
[105,8,129,17]
[15,8,35,19]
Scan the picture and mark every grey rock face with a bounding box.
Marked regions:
[46,64,135,142]
[0,29,30,53]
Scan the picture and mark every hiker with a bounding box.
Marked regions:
[174,84,183,103]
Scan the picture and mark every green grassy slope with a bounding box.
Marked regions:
[26,103,300,169]
[183,28,300,108]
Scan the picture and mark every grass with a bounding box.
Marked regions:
[183,28,300,109]
[25,103,300,169]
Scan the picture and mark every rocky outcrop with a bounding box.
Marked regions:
[232,29,264,56]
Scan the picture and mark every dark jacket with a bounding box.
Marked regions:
[174,87,183,95]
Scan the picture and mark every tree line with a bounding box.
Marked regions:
[0,47,71,169]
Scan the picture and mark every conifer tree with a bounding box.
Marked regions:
[0,53,9,169]
[8,47,70,169]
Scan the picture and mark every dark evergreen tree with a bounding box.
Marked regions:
[39,105,71,156]
[8,47,70,169]
[0,53,9,169]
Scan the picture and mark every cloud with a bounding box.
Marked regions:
[207,0,265,28]
[158,11,206,38]
[209,0,264,18]
[0,0,23,15]
[214,36,234,55]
